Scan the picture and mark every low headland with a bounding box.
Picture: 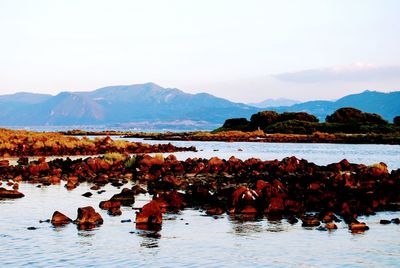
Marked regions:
[63,107,400,144]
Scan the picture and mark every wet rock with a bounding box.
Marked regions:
[0,187,24,199]
[27,227,37,230]
[82,192,93,198]
[325,222,338,230]
[301,215,320,227]
[380,219,391,224]
[99,200,121,210]
[17,157,29,166]
[51,211,72,226]
[107,207,122,216]
[0,160,10,168]
[287,216,298,224]
[111,180,124,187]
[121,219,132,223]
[349,222,369,232]
[391,218,400,224]
[136,200,163,229]
[230,186,260,214]
[97,190,106,194]
[206,207,225,216]
[316,226,327,231]
[110,188,136,206]
[154,191,185,212]
[75,206,103,229]
[131,185,147,195]
[65,176,79,190]
[266,197,285,214]
[90,185,101,191]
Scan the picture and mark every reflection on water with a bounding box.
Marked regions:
[136,230,161,248]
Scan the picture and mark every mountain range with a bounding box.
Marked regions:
[0,83,398,129]
[0,83,257,128]
[271,90,400,122]
[248,98,299,108]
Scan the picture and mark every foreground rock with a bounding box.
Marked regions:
[0,187,24,199]
[136,200,162,230]
[75,206,103,229]
[51,211,72,226]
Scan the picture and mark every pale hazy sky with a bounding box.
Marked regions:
[1,0,399,102]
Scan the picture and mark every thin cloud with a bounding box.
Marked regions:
[273,63,400,83]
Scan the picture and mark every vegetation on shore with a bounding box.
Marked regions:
[0,128,195,157]
[217,107,400,135]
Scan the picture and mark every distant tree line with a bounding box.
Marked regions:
[217,107,400,134]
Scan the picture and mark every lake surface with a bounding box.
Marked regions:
[118,137,400,170]
[1,140,400,267]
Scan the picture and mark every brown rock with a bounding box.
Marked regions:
[206,207,225,215]
[301,215,320,227]
[51,211,72,226]
[99,200,121,210]
[266,197,285,214]
[326,222,338,230]
[75,206,103,229]
[107,207,122,216]
[0,160,10,167]
[0,187,24,198]
[136,200,163,228]
[349,222,369,232]
[110,188,136,206]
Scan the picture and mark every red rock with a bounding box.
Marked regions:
[206,207,225,215]
[266,197,285,214]
[309,182,321,191]
[0,160,9,167]
[12,183,19,190]
[0,187,24,198]
[231,186,259,214]
[75,206,103,229]
[208,157,224,167]
[136,200,163,228]
[154,191,185,211]
[326,222,338,230]
[139,154,164,168]
[51,211,72,226]
[65,176,79,190]
[349,222,369,232]
[368,162,388,177]
[99,200,121,210]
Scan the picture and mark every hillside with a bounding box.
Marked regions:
[272,90,400,122]
[0,83,258,128]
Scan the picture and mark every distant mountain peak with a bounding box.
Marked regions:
[249,98,300,108]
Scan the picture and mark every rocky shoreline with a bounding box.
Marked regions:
[1,153,399,233]
[62,129,400,144]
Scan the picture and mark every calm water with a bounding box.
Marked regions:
[118,138,400,170]
[1,141,400,267]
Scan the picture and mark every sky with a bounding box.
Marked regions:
[0,0,399,103]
